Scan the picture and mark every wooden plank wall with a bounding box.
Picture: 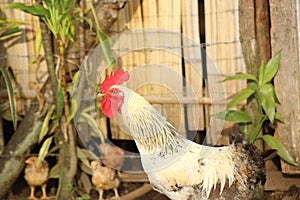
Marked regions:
[271,0,300,174]
[204,0,246,145]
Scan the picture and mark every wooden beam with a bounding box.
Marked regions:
[119,172,149,182]
[144,96,245,106]
[265,171,300,191]
[121,183,153,200]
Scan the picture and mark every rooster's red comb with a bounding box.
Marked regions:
[100,69,129,92]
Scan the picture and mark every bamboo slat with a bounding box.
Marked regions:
[204,0,245,145]
[156,0,185,136]
[110,0,145,140]
[181,0,204,131]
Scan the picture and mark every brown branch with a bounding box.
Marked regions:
[39,19,58,96]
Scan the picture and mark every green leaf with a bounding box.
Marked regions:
[259,135,297,166]
[227,87,255,109]
[263,51,281,84]
[258,59,265,86]
[0,66,17,130]
[274,112,284,123]
[88,0,115,69]
[76,147,92,169]
[238,122,247,137]
[37,136,53,166]
[97,30,115,69]
[64,0,76,13]
[48,163,60,179]
[82,194,91,200]
[247,115,266,142]
[48,144,60,154]
[35,27,43,56]
[259,83,276,123]
[0,27,22,40]
[76,16,92,29]
[4,3,49,18]
[67,98,78,124]
[212,110,252,123]
[68,21,76,42]
[43,0,52,9]
[66,183,73,191]
[39,104,55,143]
[0,102,9,114]
[79,112,105,143]
[0,19,27,25]
[221,73,257,82]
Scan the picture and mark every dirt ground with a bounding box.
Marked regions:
[5,179,300,200]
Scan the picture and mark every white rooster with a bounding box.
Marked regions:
[97,69,265,200]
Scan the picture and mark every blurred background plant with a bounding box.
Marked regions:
[0,19,26,155]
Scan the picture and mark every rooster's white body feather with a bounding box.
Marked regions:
[102,84,264,200]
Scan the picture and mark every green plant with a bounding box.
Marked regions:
[4,1,112,198]
[0,19,27,129]
[4,1,93,198]
[66,183,91,200]
[0,66,17,130]
[0,19,26,40]
[214,51,296,166]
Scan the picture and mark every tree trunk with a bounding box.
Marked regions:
[238,0,261,138]
[55,39,77,200]
[0,103,41,198]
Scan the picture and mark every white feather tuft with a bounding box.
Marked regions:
[200,145,236,198]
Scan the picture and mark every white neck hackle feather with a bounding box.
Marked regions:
[113,85,237,198]
[114,85,184,154]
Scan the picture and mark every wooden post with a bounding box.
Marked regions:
[271,0,300,174]
[238,0,260,76]
[255,0,271,61]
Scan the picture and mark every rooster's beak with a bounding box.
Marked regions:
[96,92,105,99]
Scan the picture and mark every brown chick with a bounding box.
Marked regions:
[91,160,121,200]
[24,156,49,200]
[99,143,125,170]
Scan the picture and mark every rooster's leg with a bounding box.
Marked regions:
[41,183,48,199]
[113,188,120,200]
[98,189,104,200]
[28,186,37,200]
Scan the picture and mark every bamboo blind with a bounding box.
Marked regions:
[204,0,246,145]
[107,0,245,142]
